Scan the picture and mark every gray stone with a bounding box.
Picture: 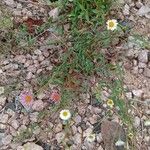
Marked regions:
[132,89,143,98]
[11,120,19,129]
[133,116,141,128]
[49,8,59,20]
[30,112,39,123]
[32,100,44,111]
[123,4,130,15]
[23,142,43,150]
[138,51,148,63]
[26,72,33,80]
[138,62,147,68]
[34,49,42,55]
[2,135,12,145]
[55,123,62,133]
[74,115,82,124]
[0,114,9,129]
[137,5,150,16]
[55,132,65,143]
[5,0,15,7]
[143,68,150,78]
[72,125,77,135]
[101,120,125,150]
[0,96,6,107]
[73,133,82,145]
[132,66,138,74]
[125,92,132,99]
[126,49,138,59]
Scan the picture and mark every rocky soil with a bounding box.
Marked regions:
[0,0,150,150]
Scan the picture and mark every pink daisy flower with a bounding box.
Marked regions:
[20,91,33,110]
[50,89,61,103]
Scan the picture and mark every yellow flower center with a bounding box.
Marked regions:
[63,111,68,117]
[109,21,115,28]
[108,101,113,104]
[25,95,32,103]
[89,135,93,139]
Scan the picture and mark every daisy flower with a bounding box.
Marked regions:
[86,133,96,143]
[20,91,33,110]
[106,19,118,31]
[0,87,4,95]
[59,109,71,121]
[115,139,125,146]
[107,99,114,108]
[50,89,61,103]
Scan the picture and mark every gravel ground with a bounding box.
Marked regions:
[0,0,150,150]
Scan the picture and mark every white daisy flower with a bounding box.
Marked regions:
[144,120,150,127]
[115,139,125,146]
[106,19,118,31]
[59,109,71,121]
[0,87,4,95]
[86,134,96,142]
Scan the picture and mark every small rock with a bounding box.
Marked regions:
[143,68,150,78]
[126,48,138,59]
[16,55,26,64]
[125,92,132,99]
[23,142,43,150]
[138,51,148,63]
[133,116,141,128]
[97,145,104,150]
[24,60,33,67]
[30,112,39,122]
[78,126,82,134]
[2,135,12,145]
[135,1,143,9]
[96,133,103,143]
[11,120,19,129]
[37,92,45,99]
[49,8,59,20]
[0,114,9,129]
[27,65,37,73]
[83,128,93,137]
[132,66,138,74]
[72,125,77,135]
[38,55,45,62]
[133,59,138,66]
[137,5,150,16]
[0,132,5,146]
[73,133,82,145]
[26,72,33,80]
[37,69,43,74]
[5,0,15,7]
[123,4,130,15]
[89,115,97,125]
[55,123,62,133]
[55,132,65,143]
[17,146,24,150]
[43,50,49,58]
[34,49,42,55]
[33,126,41,135]
[138,68,143,74]
[32,100,44,111]
[101,120,125,150]
[132,89,143,98]
[0,96,6,107]
[74,115,82,125]
[138,62,147,68]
